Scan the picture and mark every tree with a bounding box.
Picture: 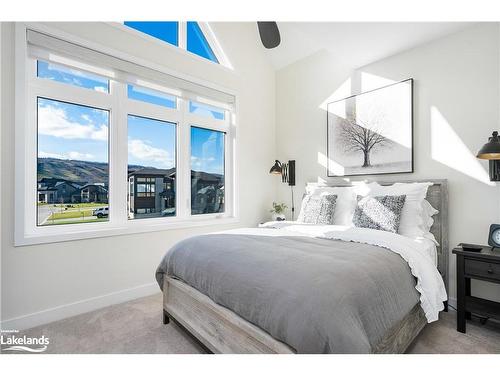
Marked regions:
[337,113,390,168]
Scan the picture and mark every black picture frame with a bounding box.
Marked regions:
[326,78,414,177]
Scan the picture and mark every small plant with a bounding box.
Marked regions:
[270,202,287,215]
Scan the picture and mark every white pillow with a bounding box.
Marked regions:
[421,199,440,245]
[368,182,433,238]
[305,182,379,226]
[421,199,439,232]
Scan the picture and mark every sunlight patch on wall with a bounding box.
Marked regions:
[431,106,494,186]
[319,78,351,111]
[318,151,344,176]
[360,72,397,92]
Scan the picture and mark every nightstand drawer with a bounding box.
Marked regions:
[465,259,500,281]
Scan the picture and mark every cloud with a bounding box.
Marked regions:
[191,156,202,169]
[128,139,173,168]
[67,151,95,160]
[38,151,95,161]
[94,86,108,93]
[190,155,222,174]
[38,104,108,141]
[39,151,64,159]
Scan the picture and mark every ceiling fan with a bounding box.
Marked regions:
[257,22,281,49]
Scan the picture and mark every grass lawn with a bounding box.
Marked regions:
[49,210,94,220]
[46,218,109,225]
[46,203,108,221]
[39,202,105,208]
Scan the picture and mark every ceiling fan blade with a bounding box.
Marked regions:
[257,22,281,49]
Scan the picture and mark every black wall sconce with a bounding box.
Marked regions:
[477,131,500,181]
[269,160,296,220]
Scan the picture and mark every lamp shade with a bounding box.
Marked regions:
[477,131,500,160]
[269,160,282,174]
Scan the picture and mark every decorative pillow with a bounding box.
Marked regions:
[297,194,337,225]
[353,195,406,233]
[304,182,379,226]
[368,182,433,238]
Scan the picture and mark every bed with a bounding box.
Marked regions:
[156,179,449,353]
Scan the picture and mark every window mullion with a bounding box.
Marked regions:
[110,80,128,226]
[178,22,187,50]
[176,98,190,219]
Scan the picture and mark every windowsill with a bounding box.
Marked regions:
[15,216,240,247]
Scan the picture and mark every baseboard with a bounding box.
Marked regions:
[0,282,159,331]
[447,297,457,311]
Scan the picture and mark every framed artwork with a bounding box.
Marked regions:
[327,78,413,177]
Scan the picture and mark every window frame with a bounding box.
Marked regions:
[15,23,238,246]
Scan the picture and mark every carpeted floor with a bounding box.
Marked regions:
[8,293,500,354]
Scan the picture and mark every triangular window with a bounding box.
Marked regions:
[186,22,219,63]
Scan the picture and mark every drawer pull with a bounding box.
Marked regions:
[487,268,494,274]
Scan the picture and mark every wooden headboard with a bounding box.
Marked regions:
[306,179,449,294]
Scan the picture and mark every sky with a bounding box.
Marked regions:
[37,61,224,175]
[127,115,176,169]
[38,61,108,93]
[37,97,109,163]
[191,127,225,175]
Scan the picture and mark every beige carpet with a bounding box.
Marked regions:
[8,293,500,354]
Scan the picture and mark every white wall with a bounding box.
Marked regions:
[276,23,500,303]
[0,22,277,329]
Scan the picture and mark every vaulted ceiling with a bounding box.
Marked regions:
[263,22,475,70]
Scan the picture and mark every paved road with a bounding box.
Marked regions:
[37,205,56,225]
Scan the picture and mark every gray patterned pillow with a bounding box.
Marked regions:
[297,194,337,225]
[353,195,406,233]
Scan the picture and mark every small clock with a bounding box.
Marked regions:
[488,224,500,249]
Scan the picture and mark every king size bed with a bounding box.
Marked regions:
[156,180,449,354]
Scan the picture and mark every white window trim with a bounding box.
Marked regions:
[108,22,233,71]
[14,22,239,246]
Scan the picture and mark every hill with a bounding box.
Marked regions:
[37,158,144,183]
[37,158,223,184]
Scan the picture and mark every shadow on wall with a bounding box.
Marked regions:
[317,71,493,186]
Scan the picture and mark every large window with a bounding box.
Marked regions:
[17,25,235,245]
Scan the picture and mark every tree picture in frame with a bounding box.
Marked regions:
[327,79,413,177]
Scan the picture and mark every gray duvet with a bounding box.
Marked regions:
[156,233,420,353]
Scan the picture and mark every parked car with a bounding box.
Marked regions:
[93,207,109,218]
[161,207,176,217]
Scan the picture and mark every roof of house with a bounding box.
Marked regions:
[39,178,87,189]
[169,170,223,182]
[191,171,223,182]
[128,167,176,177]
[38,186,58,191]
[80,183,109,192]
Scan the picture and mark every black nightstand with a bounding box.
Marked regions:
[452,247,500,333]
